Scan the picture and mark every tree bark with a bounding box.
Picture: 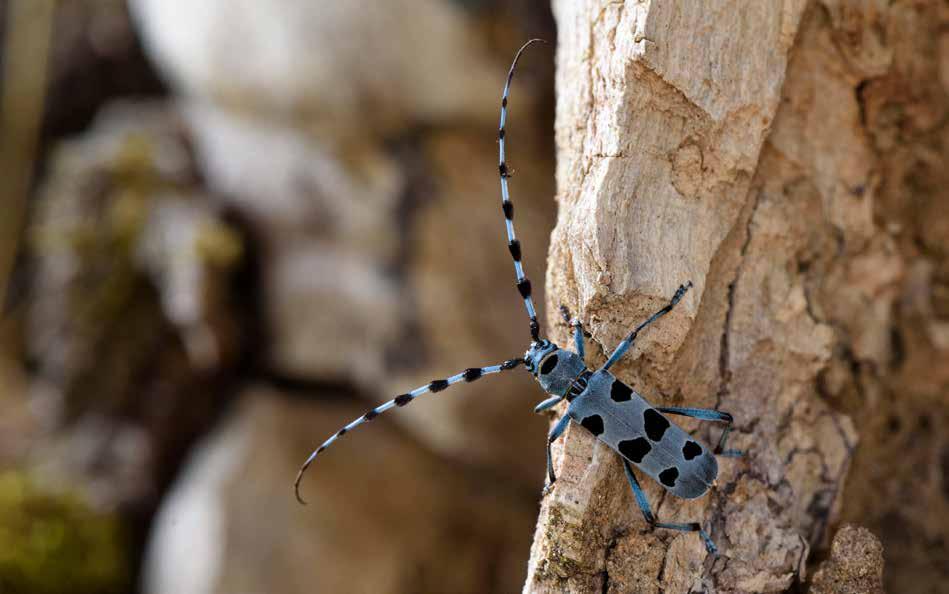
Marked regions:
[522,0,945,591]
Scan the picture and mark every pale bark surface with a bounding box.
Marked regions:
[527,1,947,592]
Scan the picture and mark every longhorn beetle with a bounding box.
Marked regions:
[294,39,742,555]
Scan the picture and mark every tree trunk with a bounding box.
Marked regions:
[526,1,947,592]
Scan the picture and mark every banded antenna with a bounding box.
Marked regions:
[294,358,523,504]
[498,38,547,342]
[293,40,547,504]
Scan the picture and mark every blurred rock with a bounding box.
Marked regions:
[0,0,165,152]
[126,3,558,591]
[136,195,244,370]
[128,0,556,481]
[142,385,537,594]
[389,129,553,480]
[183,104,405,385]
[178,98,554,481]
[809,525,884,594]
[130,0,501,136]
[40,0,165,138]
[27,102,246,508]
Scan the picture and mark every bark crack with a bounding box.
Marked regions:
[717,187,763,409]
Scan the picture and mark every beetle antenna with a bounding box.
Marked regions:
[294,358,523,504]
[498,38,547,342]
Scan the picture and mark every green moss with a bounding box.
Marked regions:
[0,472,129,594]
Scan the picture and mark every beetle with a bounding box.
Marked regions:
[294,39,741,555]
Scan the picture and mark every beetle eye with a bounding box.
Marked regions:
[540,354,558,375]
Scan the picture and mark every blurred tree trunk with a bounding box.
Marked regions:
[526,1,948,592]
[0,0,55,308]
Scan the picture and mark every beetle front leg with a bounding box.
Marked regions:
[559,305,589,360]
[543,414,571,494]
[534,395,565,413]
[601,282,692,372]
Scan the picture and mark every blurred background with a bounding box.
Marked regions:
[0,1,558,592]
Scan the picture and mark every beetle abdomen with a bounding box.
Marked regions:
[567,370,718,499]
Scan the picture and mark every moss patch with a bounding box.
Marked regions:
[0,472,129,594]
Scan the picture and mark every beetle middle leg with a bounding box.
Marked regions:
[543,414,571,493]
[656,407,743,457]
[601,282,692,372]
[621,459,718,555]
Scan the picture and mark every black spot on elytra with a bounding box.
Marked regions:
[316,446,326,454]
[337,428,347,436]
[502,201,514,220]
[683,441,703,460]
[517,279,532,299]
[659,467,679,487]
[618,437,651,463]
[501,97,508,107]
[429,379,449,392]
[508,239,521,261]
[580,414,604,436]
[499,128,505,139]
[463,368,482,382]
[643,409,670,442]
[610,380,632,402]
[540,354,558,375]
[499,162,509,178]
[364,409,379,421]
[394,393,412,407]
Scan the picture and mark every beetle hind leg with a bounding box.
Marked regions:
[714,423,743,458]
[621,459,718,555]
[655,406,744,458]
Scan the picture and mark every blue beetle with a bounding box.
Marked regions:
[295,39,741,555]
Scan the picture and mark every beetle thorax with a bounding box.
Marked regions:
[525,341,588,397]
